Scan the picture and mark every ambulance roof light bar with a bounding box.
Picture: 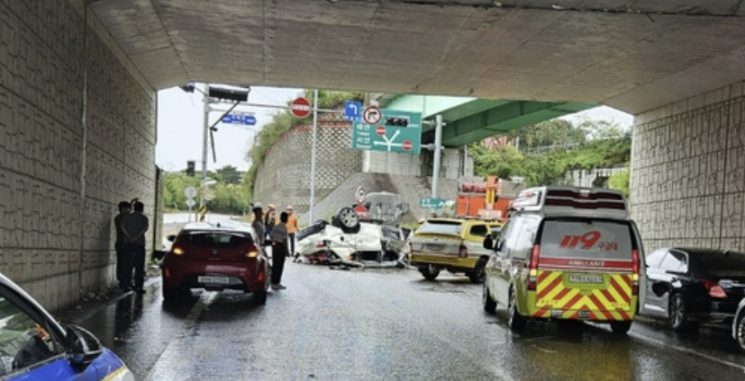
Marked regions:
[509,186,629,220]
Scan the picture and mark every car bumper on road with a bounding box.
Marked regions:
[162,260,266,293]
[409,253,478,270]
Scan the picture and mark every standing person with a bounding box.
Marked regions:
[120,201,149,294]
[114,201,131,290]
[251,203,265,249]
[286,205,299,261]
[264,204,276,243]
[269,212,289,290]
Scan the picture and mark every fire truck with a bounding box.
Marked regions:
[454,176,526,222]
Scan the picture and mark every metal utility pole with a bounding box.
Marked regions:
[309,89,319,221]
[432,114,443,198]
[200,83,209,208]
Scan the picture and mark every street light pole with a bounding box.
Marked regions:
[200,83,209,208]
[309,89,319,221]
[432,114,443,198]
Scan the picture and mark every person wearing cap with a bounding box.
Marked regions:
[251,203,265,248]
[286,205,299,260]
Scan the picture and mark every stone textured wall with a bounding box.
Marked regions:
[0,0,156,310]
[365,147,472,179]
[630,81,745,253]
[253,114,363,215]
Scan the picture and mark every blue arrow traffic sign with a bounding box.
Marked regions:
[344,100,362,121]
[221,114,256,126]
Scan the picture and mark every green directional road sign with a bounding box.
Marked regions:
[351,109,423,155]
[419,197,447,209]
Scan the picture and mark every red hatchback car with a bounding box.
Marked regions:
[160,222,270,304]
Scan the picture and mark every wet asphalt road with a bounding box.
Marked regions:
[77,264,745,381]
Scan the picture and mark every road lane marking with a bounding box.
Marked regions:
[628,332,745,372]
[143,292,216,381]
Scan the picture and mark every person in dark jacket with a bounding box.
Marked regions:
[120,201,149,294]
[269,212,289,290]
[114,201,131,290]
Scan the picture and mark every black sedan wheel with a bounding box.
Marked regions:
[736,315,745,353]
[669,293,691,331]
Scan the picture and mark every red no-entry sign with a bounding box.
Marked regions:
[290,97,311,118]
[402,140,413,151]
[376,126,386,136]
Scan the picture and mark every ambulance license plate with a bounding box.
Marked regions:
[569,274,603,284]
[198,276,230,284]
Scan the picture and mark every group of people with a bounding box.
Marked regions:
[251,203,298,290]
[114,199,150,294]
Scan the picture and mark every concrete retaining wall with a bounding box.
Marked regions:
[253,114,363,215]
[630,81,745,252]
[0,0,157,310]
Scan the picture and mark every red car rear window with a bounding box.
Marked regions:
[182,232,252,248]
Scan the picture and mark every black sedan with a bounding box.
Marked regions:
[641,247,745,331]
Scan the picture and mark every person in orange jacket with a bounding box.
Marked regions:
[286,205,299,260]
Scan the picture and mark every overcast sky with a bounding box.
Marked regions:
[155,88,634,172]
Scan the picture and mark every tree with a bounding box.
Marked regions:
[506,119,586,150]
[216,165,242,184]
[472,118,632,187]
[609,168,630,197]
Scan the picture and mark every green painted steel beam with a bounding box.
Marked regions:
[422,101,598,146]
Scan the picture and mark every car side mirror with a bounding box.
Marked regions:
[167,235,177,242]
[65,325,102,370]
[482,235,494,250]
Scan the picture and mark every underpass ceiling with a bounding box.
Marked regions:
[92,0,745,114]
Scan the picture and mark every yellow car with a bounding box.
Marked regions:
[409,218,503,283]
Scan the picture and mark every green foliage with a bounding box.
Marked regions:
[216,165,242,184]
[162,168,251,215]
[243,90,365,199]
[609,167,631,197]
[472,119,632,187]
[505,119,586,149]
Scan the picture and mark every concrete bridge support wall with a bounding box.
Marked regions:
[0,1,157,310]
[630,81,745,253]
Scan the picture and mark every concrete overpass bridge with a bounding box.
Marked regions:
[379,95,597,146]
[2,0,745,308]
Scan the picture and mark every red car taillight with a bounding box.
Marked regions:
[245,246,259,258]
[701,280,727,298]
[459,243,468,258]
[527,245,540,291]
[631,249,640,295]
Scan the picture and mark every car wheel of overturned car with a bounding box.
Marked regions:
[482,283,497,314]
[334,207,361,233]
[419,265,440,281]
[469,258,488,284]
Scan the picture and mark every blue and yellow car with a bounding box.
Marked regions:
[0,272,134,381]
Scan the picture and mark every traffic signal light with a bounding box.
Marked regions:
[186,161,195,177]
[208,86,249,102]
[384,116,409,127]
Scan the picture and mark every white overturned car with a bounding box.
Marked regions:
[296,207,407,267]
